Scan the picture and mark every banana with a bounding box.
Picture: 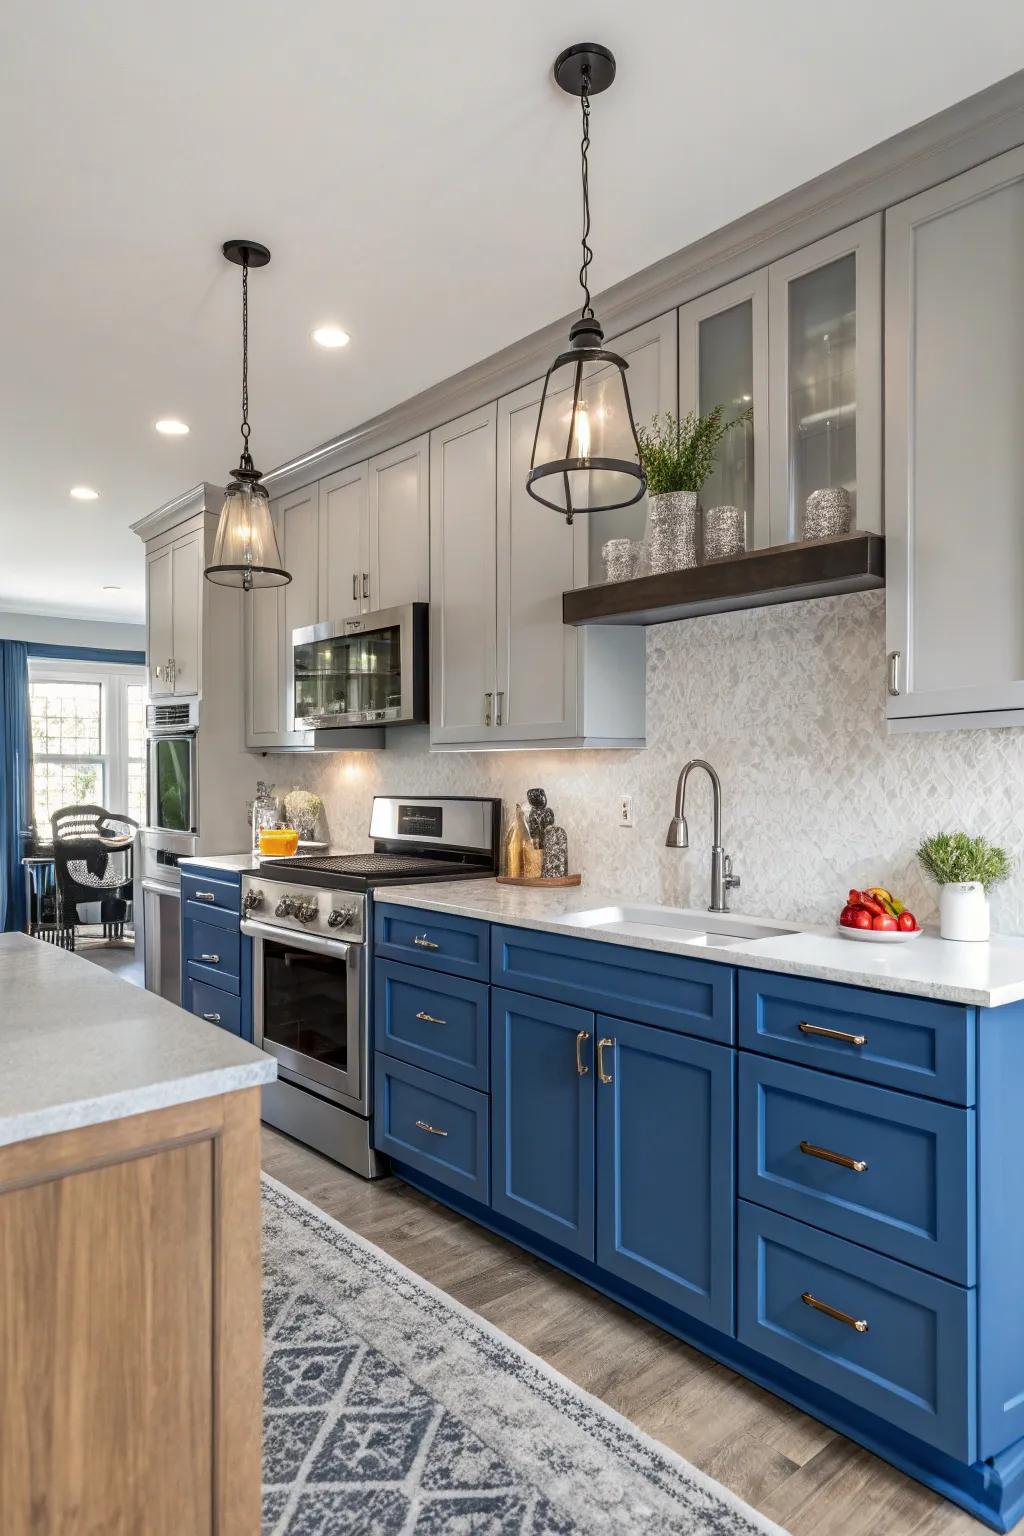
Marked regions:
[867,886,901,918]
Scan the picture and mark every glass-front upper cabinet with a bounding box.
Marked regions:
[679,271,769,549]
[768,215,882,542]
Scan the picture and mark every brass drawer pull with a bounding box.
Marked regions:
[801,1290,869,1333]
[202,1012,222,1024]
[415,1010,447,1025]
[199,953,221,964]
[194,891,216,902]
[800,1139,868,1173]
[415,1119,448,1137]
[799,1020,866,1047]
[597,1037,615,1084]
[413,935,440,950]
[576,1029,591,1076]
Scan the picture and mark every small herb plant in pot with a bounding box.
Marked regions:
[916,832,1011,941]
[635,407,752,573]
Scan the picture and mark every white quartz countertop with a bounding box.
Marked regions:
[376,879,1024,1009]
[179,852,260,873]
[0,933,276,1148]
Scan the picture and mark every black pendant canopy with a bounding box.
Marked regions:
[205,240,291,592]
[526,44,646,525]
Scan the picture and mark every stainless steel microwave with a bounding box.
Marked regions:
[292,602,428,737]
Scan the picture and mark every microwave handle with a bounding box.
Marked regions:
[241,917,357,959]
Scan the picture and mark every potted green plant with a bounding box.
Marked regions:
[635,408,751,572]
[916,832,1011,941]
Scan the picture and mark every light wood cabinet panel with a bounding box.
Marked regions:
[885,146,1024,727]
[369,434,430,610]
[170,530,202,696]
[0,1090,262,1536]
[146,546,173,696]
[319,461,369,623]
[429,405,497,745]
[768,215,882,543]
[679,271,769,549]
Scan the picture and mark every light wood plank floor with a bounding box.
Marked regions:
[262,1127,1013,1536]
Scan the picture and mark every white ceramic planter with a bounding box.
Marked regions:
[939,881,990,942]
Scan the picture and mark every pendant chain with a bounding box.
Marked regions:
[239,254,253,471]
[578,71,594,321]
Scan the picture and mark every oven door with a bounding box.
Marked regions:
[146,732,198,833]
[244,919,368,1114]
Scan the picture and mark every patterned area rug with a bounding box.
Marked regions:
[261,1175,789,1535]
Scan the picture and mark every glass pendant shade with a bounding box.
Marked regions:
[205,475,289,590]
[527,317,646,524]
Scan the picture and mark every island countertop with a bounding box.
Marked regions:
[0,933,276,1148]
[375,878,1024,1009]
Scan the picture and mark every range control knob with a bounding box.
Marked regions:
[296,900,320,925]
[275,896,296,918]
[242,888,264,916]
[327,907,353,929]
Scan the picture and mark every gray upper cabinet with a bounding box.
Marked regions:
[318,461,368,624]
[369,434,430,610]
[145,546,173,697]
[145,526,202,697]
[245,481,318,750]
[885,146,1024,729]
[768,215,883,543]
[429,404,497,745]
[679,271,769,550]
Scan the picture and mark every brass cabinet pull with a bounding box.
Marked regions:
[200,953,220,964]
[800,1139,868,1173]
[798,1021,866,1048]
[576,1029,591,1076]
[413,935,440,951]
[415,1119,448,1137]
[415,1010,446,1025]
[801,1290,869,1333]
[202,1012,222,1023]
[597,1037,615,1084]
[194,891,216,902]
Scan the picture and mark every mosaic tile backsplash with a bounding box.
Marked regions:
[257,591,1024,933]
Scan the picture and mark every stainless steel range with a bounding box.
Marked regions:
[240,795,501,1177]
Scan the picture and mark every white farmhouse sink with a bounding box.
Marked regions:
[553,903,799,949]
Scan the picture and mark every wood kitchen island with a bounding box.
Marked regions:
[0,933,276,1536]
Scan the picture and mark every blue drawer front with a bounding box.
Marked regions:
[181,871,240,914]
[375,905,490,982]
[374,1055,489,1204]
[738,1202,974,1462]
[596,1015,734,1333]
[738,970,974,1105]
[739,1055,974,1284]
[185,978,242,1037]
[184,911,240,981]
[492,926,734,1045]
[374,960,489,1090]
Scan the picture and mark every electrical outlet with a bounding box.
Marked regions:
[618,795,634,828]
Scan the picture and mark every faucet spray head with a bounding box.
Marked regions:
[665,815,689,849]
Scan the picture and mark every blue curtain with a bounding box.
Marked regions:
[0,640,31,932]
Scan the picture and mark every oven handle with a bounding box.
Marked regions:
[241,917,360,958]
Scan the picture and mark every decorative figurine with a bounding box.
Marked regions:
[542,824,569,879]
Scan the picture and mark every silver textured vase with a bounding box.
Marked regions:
[703,505,746,562]
[803,486,853,540]
[646,491,698,573]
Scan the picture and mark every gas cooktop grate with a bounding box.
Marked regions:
[287,854,463,877]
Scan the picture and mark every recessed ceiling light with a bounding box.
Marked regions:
[70,486,99,500]
[155,418,190,435]
[312,325,351,349]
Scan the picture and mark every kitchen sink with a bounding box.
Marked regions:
[554,904,799,948]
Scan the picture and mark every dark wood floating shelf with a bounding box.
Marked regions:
[563,532,885,627]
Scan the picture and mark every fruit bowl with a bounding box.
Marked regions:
[836,923,923,944]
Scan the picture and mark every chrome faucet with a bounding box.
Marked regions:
[666,759,740,913]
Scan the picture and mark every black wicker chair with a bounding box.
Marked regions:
[49,805,138,950]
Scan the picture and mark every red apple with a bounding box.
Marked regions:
[898,910,918,932]
[872,913,898,931]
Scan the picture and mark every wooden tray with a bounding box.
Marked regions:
[495,874,582,888]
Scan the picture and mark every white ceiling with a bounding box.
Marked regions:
[2,1,1022,623]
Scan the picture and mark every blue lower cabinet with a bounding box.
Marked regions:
[737,1201,975,1462]
[491,988,596,1258]
[596,1016,735,1334]
[374,960,489,1090]
[185,977,242,1037]
[375,905,490,982]
[375,1054,489,1204]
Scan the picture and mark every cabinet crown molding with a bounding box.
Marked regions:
[131,483,224,543]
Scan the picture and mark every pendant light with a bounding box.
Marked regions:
[527,44,646,525]
[205,240,291,591]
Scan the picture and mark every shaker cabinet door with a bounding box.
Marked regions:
[146,547,173,697]
[429,404,498,745]
[369,433,429,611]
[768,215,882,544]
[885,145,1024,725]
[318,461,368,624]
[169,531,202,696]
[245,482,317,749]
